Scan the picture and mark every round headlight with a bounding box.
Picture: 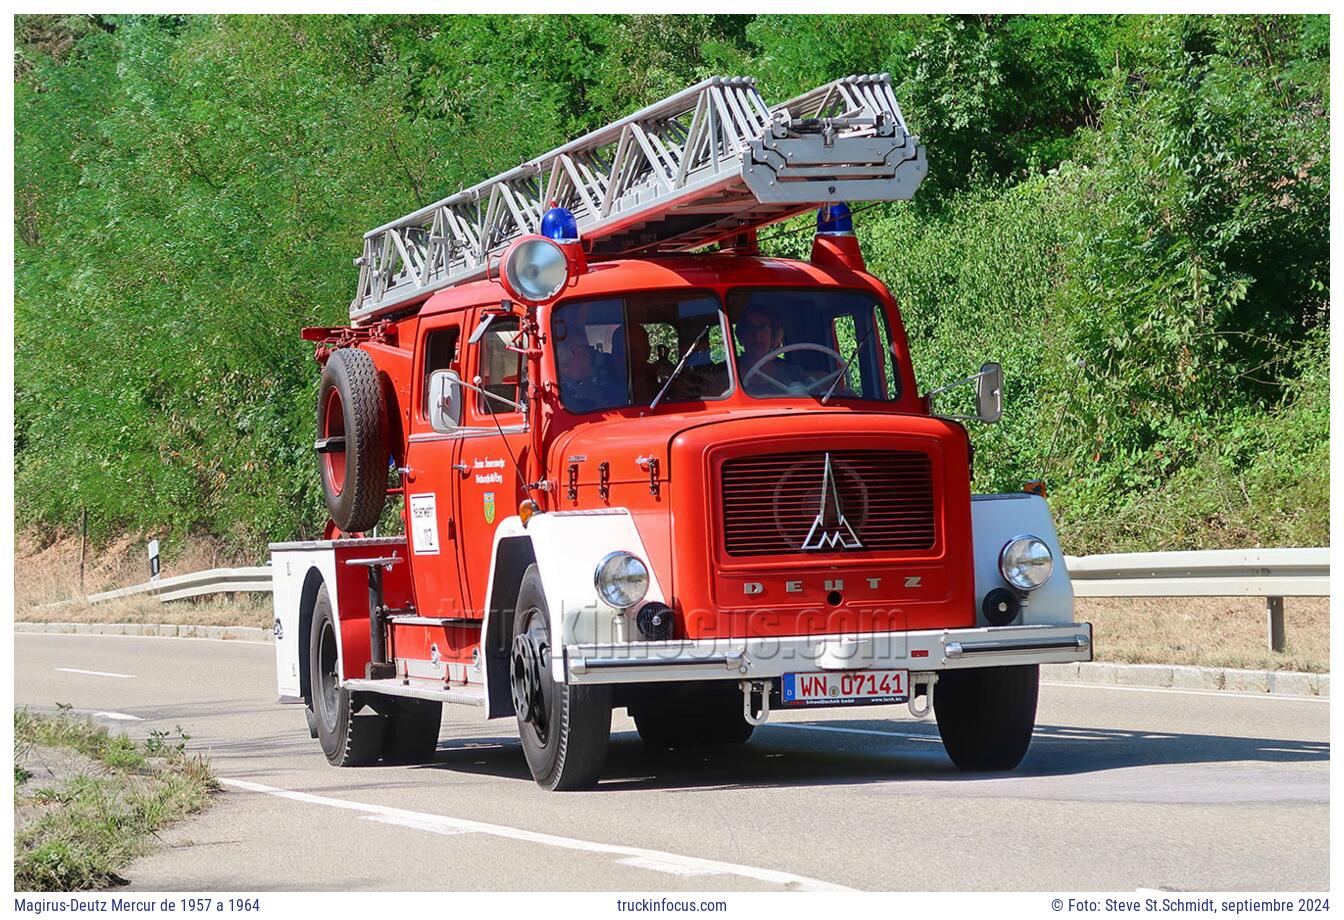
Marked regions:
[502,237,569,304]
[594,551,649,609]
[999,535,1054,592]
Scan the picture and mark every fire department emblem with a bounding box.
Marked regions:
[483,491,496,524]
[801,453,863,551]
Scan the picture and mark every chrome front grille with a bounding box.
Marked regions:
[720,449,936,557]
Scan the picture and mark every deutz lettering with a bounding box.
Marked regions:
[742,576,897,596]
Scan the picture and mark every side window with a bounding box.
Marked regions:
[476,317,524,416]
[421,326,460,418]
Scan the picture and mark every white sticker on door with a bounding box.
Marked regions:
[408,493,440,556]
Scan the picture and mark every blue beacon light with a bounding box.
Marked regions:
[540,206,580,242]
[816,202,854,236]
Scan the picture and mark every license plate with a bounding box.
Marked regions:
[780,669,909,706]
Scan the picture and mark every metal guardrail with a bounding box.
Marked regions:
[83,566,274,605]
[68,548,1328,652]
[1065,547,1329,652]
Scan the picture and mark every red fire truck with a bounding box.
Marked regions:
[271,74,1091,790]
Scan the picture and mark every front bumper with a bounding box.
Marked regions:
[565,622,1092,685]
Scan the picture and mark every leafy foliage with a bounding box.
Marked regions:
[14,14,1328,555]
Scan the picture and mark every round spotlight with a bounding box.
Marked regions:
[594,551,650,609]
[998,534,1054,592]
[501,236,570,305]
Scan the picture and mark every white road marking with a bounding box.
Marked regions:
[55,667,135,679]
[617,856,717,876]
[221,778,852,891]
[1043,681,1329,703]
[362,814,470,836]
[92,711,143,721]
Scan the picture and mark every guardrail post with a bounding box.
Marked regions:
[1266,596,1285,653]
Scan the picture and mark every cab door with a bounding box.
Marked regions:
[454,309,530,616]
[403,317,467,617]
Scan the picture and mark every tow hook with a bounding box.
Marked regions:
[739,679,771,726]
[908,673,937,719]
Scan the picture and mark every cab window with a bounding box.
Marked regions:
[475,317,525,416]
[552,293,729,413]
[420,326,460,418]
[727,288,899,401]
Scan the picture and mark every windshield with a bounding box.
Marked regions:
[727,288,900,401]
[552,292,731,413]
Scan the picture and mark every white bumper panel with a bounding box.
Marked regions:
[486,509,668,683]
[971,493,1075,625]
[565,622,1092,685]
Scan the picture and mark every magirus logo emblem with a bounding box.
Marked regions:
[802,453,863,551]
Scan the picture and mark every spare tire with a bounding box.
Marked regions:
[316,347,388,533]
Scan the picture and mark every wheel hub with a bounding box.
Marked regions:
[510,632,545,724]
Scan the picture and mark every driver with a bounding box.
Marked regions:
[734,305,806,394]
[557,329,622,411]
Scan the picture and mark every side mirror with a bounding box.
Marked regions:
[975,362,1002,423]
[925,361,1004,424]
[428,370,463,433]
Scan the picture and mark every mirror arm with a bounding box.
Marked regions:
[925,370,988,400]
[450,376,525,414]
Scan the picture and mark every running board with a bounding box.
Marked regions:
[343,678,486,707]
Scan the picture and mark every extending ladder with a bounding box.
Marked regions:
[350,73,927,324]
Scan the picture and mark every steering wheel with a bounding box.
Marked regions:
[743,343,847,396]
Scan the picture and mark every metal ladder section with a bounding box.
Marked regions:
[350,73,927,324]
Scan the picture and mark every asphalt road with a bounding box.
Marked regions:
[13,632,1329,892]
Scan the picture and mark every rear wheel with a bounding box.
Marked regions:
[309,585,386,766]
[933,665,1039,771]
[511,565,611,790]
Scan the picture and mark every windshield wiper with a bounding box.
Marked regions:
[649,326,710,410]
[821,328,874,404]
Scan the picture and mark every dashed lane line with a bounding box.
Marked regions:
[54,667,136,678]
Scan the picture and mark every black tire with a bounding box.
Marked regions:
[511,565,611,790]
[934,664,1039,771]
[309,585,386,766]
[631,684,754,750]
[384,698,443,764]
[317,347,388,533]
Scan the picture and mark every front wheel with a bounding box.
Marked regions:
[933,664,1039,771]
[631,684,754,749]
[511,565,611,790]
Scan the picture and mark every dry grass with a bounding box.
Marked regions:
[13,532,1331,672]
[1078,595,1330,673]
[14,531,271,628]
